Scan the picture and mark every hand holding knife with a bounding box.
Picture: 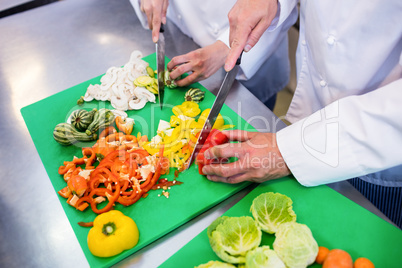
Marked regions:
[186,52,243,170]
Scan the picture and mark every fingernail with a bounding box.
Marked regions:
[153,36,157,43]
[202,167,207,175]
[244,44,252,52]
[204,151,210,159]
[224,64,231,72]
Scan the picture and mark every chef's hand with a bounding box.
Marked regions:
[202,130,291,184]
[224,0,278,72]
[167,41,229,87]
[140,0,169,42]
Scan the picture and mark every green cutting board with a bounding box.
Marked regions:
[161,177,402,268]
[20,53,254,267]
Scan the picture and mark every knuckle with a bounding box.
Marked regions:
[217,167,231,178]
[194,60,203,69]
[230,38,241,48]
[211,147,222,158]
[176,65,186,75]
[143,5,152,13]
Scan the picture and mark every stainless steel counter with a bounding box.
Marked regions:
[0,0,393,267]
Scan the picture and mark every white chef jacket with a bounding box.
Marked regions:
[274,0,402,187]
[130,0,297,102]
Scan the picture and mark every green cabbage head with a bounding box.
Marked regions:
[250,192,297,234]
[207,216,262,264]
[245,246,286,268]
[195,260,236,268]
[273,222,318,268]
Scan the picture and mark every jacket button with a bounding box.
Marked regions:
[320,80,327,87]
[327,36,335,45]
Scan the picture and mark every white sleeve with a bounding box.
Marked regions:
[129,0,149,29]
[276,79,402,186]
[269,0,299,31]
[217,5,298,80]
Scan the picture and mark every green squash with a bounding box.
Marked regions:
[164,70,180,89]
[53,123,97,146]
[69,108,97,131]
[184,88,205,103]
[85,108,115,136]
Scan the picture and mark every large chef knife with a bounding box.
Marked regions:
[156,24,165,109]
[186,53,243,170]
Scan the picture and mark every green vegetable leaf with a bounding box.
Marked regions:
[250,192,297,234]
[245,246,286,268]
[195,260,236,268]
[273,222,318,268]
[208,216,262,264]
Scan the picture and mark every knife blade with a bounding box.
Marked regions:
[156,24,165,110]
[186,53,243,170]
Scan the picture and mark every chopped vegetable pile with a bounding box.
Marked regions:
[141,101,234,171]
[58,129,170,214]
[82,51,156,111]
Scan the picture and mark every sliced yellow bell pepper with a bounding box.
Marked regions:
[198,108,225,129]
[195,108,235,130]
[170,115,181,127]
[143,102,235,170]
[172,101,201,117]
[87,210,139,257]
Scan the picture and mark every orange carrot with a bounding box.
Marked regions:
[323,249,353,268]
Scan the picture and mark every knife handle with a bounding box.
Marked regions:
[160,24,165,33]
[236,51,243,65]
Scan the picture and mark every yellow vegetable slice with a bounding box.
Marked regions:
[173,101,201,118]
[198,108,225,129]
[146,85,158,94]
[134,76,154,87]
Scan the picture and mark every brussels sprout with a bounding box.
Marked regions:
[207,216,262,264]
[245,246,286,268]
[195,260,236,268]
[250,192,297,234]
[273,222,318,268]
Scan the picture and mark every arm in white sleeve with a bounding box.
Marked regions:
[277,79,402,186]
[272,0,299,30]
[129,0,149,29]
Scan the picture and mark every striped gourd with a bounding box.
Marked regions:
[53,123,97,146]
[85,108,115,136]
[164,70,179,88]
[184,88,205,103]
[69,108,97,131]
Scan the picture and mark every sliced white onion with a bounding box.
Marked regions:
[82,50,153,111]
